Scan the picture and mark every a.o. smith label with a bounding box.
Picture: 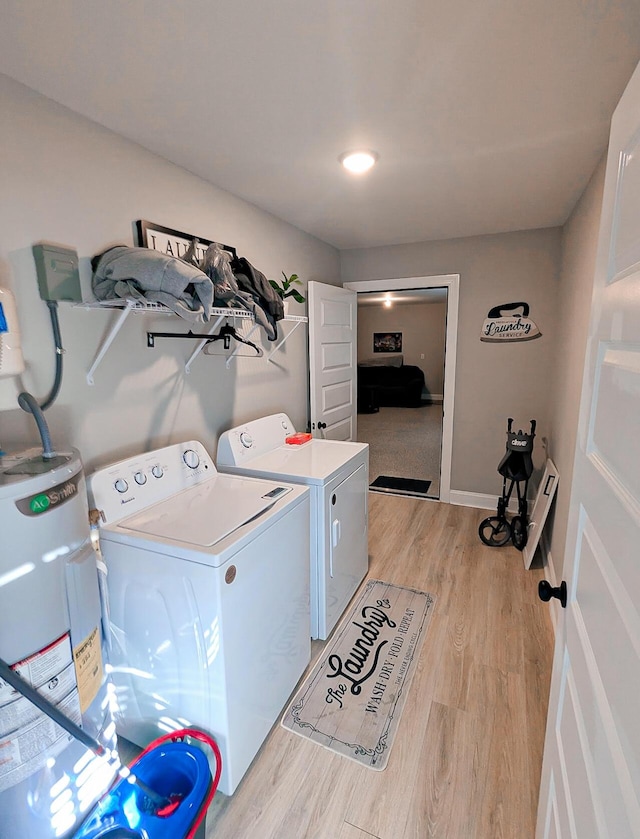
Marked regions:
[15,473,81,517]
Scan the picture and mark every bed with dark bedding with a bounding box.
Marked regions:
[357,355,426,411]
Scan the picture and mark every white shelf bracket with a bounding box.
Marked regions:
[267,317,306,363]
[86,301,136,385]
[184,314,226,374]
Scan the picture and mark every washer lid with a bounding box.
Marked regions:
[120,473,291,546]
[228,440,368,485]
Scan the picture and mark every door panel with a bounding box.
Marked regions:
[588,344,640,502]
[536,58,640,839]
[322,381,352,413]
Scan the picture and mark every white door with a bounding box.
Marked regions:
[536,60,640,838]
[308,281,357,441]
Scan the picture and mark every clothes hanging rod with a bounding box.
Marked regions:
[147,329,238,347]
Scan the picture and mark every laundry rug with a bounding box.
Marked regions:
[370,475,432,497]
[281,579,436,770]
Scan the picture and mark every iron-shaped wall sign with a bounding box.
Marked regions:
[480,301,541,342]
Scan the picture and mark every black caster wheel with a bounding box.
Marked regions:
[511,515,528,551]
[478,516,512,547]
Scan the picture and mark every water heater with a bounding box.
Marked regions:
[0,449,117,838]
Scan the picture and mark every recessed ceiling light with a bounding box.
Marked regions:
[339,150,379,174]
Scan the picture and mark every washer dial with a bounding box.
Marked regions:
[183,449,200,469]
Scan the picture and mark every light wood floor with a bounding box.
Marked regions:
[205,494,555,839]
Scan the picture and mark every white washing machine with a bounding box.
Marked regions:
[87,440,310,796]
[217,414,369,640]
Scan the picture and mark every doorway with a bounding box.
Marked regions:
[356,288,446,498]
[344,275,459,503]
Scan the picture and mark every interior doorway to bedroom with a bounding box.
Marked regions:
[344,275,459,503]
[356,289,447,499]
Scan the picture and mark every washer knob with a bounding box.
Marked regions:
[240,432,253,449]
[134,471,147,486]
[151,465,164,479]
[114,478,129,494]
[183,449,200,469]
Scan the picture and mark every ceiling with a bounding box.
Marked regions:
[1,1,639,251]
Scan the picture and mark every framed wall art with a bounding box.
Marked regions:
[135,219,236,262]
[373,332,402,353]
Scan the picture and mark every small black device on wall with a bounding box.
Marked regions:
[373,332,402,353]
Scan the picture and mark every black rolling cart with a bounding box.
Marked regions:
[479,418,536,550]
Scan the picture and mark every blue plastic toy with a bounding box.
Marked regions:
[74,730,221,839]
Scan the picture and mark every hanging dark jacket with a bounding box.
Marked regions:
[231,256,284,340]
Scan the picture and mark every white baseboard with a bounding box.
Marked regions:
[539,533,556,584]
[449,490,518,513]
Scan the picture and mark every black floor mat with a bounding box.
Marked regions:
[370,476,432,496]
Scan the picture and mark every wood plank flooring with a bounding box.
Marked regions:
[205,494,555,839]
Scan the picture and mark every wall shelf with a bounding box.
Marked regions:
[78,298,307,382]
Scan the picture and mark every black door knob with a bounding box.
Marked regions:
[538,580,567,609]
[318,422,327,429]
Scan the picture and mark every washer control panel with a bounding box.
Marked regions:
[88,440,215,525]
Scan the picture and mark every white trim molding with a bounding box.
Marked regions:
[450,490,495,510]
[449,489,519,513]
[344,274,459,504]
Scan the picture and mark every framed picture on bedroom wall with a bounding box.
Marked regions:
[373,332,403,353]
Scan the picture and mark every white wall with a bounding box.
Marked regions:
[357,302,446,396]
[0,75,340,470]
[341,229,561,496]
[546,154,607,580]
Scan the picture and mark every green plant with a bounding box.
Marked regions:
[269,272,305,303]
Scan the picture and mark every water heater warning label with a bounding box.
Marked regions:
[0,633,82,792]
[73,626,102,713]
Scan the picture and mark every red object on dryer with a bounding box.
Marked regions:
[285,433,312,445]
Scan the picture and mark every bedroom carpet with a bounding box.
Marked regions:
[357,403,443,498]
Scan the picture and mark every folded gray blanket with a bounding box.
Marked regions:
[92,246,214,322]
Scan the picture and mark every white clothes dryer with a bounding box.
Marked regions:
[217,414,369,640]
[88,441,310,796]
